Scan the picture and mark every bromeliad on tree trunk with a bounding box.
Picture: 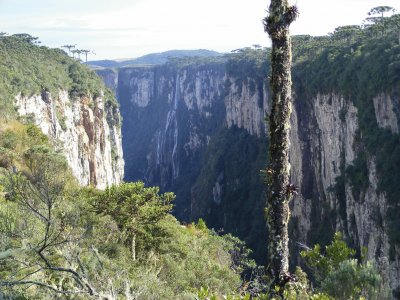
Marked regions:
[263,0,298,290]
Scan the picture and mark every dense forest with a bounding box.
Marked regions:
[0,6,399,299]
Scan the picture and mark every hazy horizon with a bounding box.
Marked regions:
[1,0,399,60]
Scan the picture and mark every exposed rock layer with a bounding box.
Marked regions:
[290,91,399,292]
[98,63,400,292]
[15,90,124,189]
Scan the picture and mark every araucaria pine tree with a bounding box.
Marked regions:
[263,0,298,289]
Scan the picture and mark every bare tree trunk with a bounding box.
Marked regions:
[263,0,298,288]
[131,232,136,261]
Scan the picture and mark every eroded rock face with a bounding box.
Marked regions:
[96,69,119,94]
[290,92,399,292]
[15,90,124,189]
[373,93,399,134]
[116,64,269,191]
[99,63,400,293]
[109,63,268,261]
[224,77,269,137]
[117,64,224,193]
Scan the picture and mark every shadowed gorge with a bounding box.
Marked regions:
[107,54,270,262]
[98,23,400,294]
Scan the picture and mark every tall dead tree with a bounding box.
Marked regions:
[263,0,298,288]
[61,44,76,56]
[71,49,82,61]
[81,49,91,64]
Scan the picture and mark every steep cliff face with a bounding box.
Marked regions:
[108,60,268,259]
[0,35,125,190]
[96,69,119,94]
[289,30,400,294]
[117,65,224,190]
[98,50,400,293]
[224,77,269,137]
[290,92,400,290]
[15,90,124,189]
[373,93,399,134]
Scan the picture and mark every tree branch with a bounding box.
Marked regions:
[0,280,87,295]
[17,268,43,281]
[36,251,97,296]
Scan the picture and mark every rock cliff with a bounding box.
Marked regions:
[98,49,400,294]
[100,59,268,260]
[373,93,399,134]
[15,90,124,189]
[290,92,400,291]
[0,35,124,190]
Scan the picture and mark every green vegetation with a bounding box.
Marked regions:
[196,234,387,300]
[192,126,267,265]
[292,11,400,256]
[0,33,116,120]
[301,233,390,299]
[92,182,174,260]
[0,35,247,299]
[1,45,372,299]
[1,7,399,296]
[226,47,270,89]
[0,121,247,298]
[0,139,385,294]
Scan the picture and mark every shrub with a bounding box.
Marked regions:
[301,232,390,299]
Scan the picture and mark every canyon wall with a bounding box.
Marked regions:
[290,91,400,291]
[98,55,400,293]
[15,90,124,189]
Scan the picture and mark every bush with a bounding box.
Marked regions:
[301,232,390,299]
[0,130,18,149]
[321,259,388,300]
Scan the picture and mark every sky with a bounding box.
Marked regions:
[0,0,399,60]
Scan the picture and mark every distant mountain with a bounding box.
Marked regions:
[87,59,120,69]
[88,49,223,69]
[121,49,222,66]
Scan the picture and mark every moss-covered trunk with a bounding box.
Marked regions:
[263,0,298,287]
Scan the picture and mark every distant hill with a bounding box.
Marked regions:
[88,49,223,69]
[87,59,120,69]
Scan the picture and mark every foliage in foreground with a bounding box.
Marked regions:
[4,123,386,300]
[195,234,389,300]
[301,233,390,300]
[0,121,244,299]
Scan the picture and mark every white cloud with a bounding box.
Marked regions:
[0,0,399,59]
[292,0,400,36]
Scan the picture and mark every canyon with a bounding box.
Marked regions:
[98,49,400,293]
